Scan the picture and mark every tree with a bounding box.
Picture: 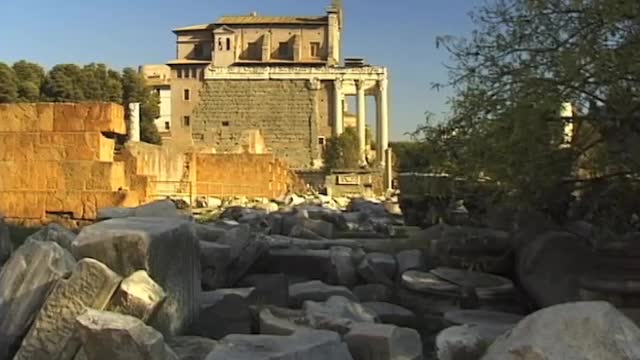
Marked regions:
[324,126,360,170]
[80,63,123,103]
[12,60,45,102]
[417,0,640,221]
[0,63,18,103]
[42,64,85,102]
[121,67,161,144]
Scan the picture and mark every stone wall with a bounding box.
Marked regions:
[0,103,141,224]
[192,79,326,168]
[194,153,299,198]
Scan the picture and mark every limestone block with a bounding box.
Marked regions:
[353,284,393,303]
[256,248,330,281]
[166,336,218,360]
[14,258,122,360]
[96,199,182,220]
[25,223,76,251]
[259,308,304,335]
[395,249,425,275]
[289,280,358,308]
[191,293,252,339]
[0,103,54,132]
[344,323,423,360]
[0,239,76,359]
[205,329,353,360]
[303,296,377,335]
[71,217,200,335]
[76,309,175,360]
[0,132,115,162]
[483,302,640,360]
[362,302,417,328]
[107,270,167,323]
[53,103,126,134]
[328,246,358,287]
[238,273,289,307]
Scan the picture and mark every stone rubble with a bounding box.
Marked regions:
[1,193,639,359]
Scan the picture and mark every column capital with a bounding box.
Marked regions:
[378,78,388,91]
[307,77,322,91]
[357,79,367,90]
[334,79,343,91]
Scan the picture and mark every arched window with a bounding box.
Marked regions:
[226,38,231,51]
[218,38,223,51]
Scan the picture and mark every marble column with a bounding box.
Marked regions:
[378,78,389,165]
[357,80,367,165]
[333,79,344,136]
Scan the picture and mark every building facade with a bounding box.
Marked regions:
[142,1,390,170]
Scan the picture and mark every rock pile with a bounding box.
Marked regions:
[1,197,639,360]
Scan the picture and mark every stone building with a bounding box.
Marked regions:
[142,1,390,171]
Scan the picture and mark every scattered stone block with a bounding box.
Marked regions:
[259,308,304,335]
[362,302,417,328]
[395,249,425,275]
[328,246,358,287]
[256,248,330,281]
[25,223,76,252]
[107,270,166,323]
[239,273,289,307]
[357,253,395,286]
[14,258,122,360]
[71,217,200,335]
[205,329,353,360]
[96,199,184,220]
[77,309,176,360]
[344,323,423,360]
[436,325,490,360]
[483,301,640,359]
[353,284,393,303]
[303,295,377,335]
[200,287,256,307]
[166,336,218,360]
[289,280,358,308]
[0,239,76,359]
[191,294,252,340]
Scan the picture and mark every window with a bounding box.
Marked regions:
[183,88,191,101]
[176,69,183,79]
[226,38,231,51]
[218,38,223,51]
[278,42,289,57]
[222,121,230,127]
[183,116,191,127]
[164,121,170,130]
[191,67,198,79]
[310,42,320,58]
[318,136,326,145]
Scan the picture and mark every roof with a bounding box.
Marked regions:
[172,24,214,32]
[215,15,328,25]
[167,59,211,65]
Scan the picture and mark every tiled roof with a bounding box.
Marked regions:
[216,15,328,25]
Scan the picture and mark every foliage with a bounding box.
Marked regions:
[42,64,86,102]
[324,126,360,170]
[13,60,45,102]
[121,67,162,144]
[416,0,640,224]
[0,63,18,103]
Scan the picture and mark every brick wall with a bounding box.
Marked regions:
[191,79,328,168]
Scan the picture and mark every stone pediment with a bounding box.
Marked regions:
[213,26,235,34]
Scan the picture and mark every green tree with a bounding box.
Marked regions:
[42,64,85,102]
[324,126,360,170]
[12,60,45,102]
[121,67,161,144]
[0,63,18,103]
[80,63,123,102]
[417,0,640,219]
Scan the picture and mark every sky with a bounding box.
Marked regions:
[0,0,477,140]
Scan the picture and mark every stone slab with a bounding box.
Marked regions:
[72,217,200,335]
[14,258,122,360]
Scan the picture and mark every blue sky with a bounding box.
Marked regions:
[0,0,477,140]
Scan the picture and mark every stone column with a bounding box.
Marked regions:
[333,80,344,137]
[357,80,367,165]
[128,102,141,142]
[378,78,389,165]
